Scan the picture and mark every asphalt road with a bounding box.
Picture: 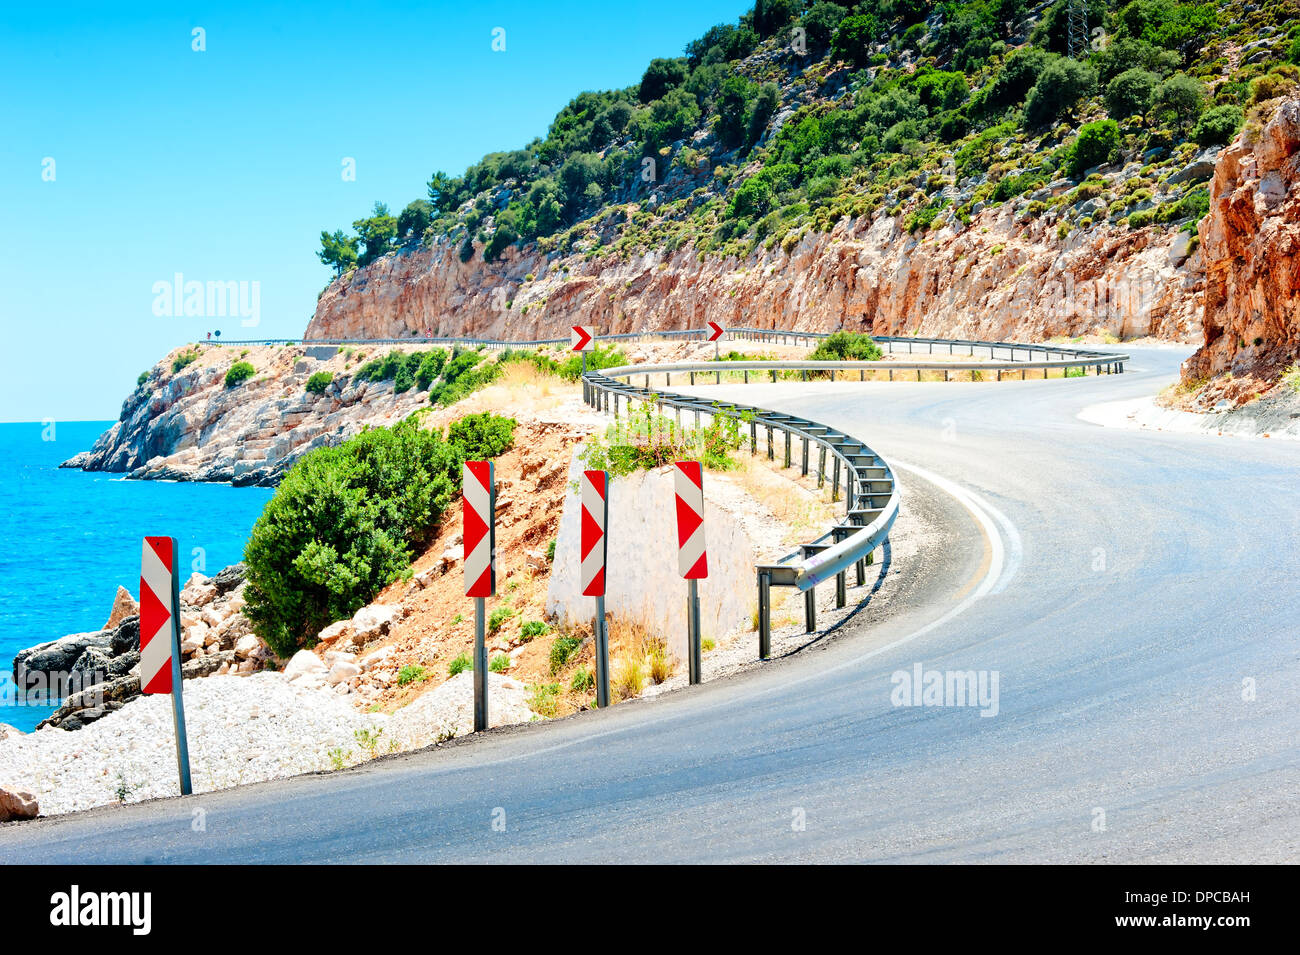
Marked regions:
[4,345,1297,863]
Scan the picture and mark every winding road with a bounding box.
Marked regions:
[3,345,1297,863]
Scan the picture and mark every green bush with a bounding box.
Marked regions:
[548,634,583,674]
[225,362,256,388]
[809,331,883,361]
[1069,120,1120,178]
[415,349,448,389]
[570,667,594,693]
[243,419,462,657]
[171,348,200,374]
[489,654,512,673]
[488,605,515,633]
[447,412,517,460]
[1105,68,1158,119]
[397,664,427,686]
[520,620,550,641]
[429,349,500,406]
[305,371,333,395]
[1024,58,1096,127]
[137,371,150,387]
[448,653,473,676]
[1192,104,1243,147]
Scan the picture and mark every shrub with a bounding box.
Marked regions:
[1068,120,1120,177]
[809,331,883,361]
[415,349,448,389]
[1024,58,1097,127]
[527,682,561,717]
[225,361,255,388]
[612,656,646,700]
[1152,73,1204,129]
[1192,104,1243,147]
[447,412,517,460]
[397,664,427,686]
[489,654,511,673]
[429,349,500,406]
[137,371,150,387]
[171,348,200,374]
[520,620,549,641]
[448,653,473,676]
[488,605,515,633]
[1105,68,1158,119]
[243,419,462,656]
[1127,208,1154,228]
[305,371,333,395]
[549,634,583,674]
[570,667,594,693]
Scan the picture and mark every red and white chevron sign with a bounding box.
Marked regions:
[580,470,608,596]
[463,460,496,597]
[706,321,725,342]
[139,536,178,695]
[674,461,708,579]
[571,325,594,352]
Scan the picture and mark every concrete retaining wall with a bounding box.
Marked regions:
[545,456,757,662]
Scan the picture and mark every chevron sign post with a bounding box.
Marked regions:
[580,469,610,707]
[139,536,192,795]
[463,461,496,731]
[706,321,725,358]
[572,325,595,377]
[674,461,707,684]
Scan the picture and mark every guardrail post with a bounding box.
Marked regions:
[744,370,749,384]
[831,458,841,502]
[750,420,757,455]
[715,371,721,384]
[817,446,826,487]
[770,369,777,383]
[758,571,772,660]
[767,426,774,460]
[801,549,817,632]
[783,431,791,469]
[690,372,696,385]
[801,437,809,476]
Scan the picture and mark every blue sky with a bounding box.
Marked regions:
[0,0,750,422]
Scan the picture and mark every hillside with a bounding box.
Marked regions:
[308,0,1300,352]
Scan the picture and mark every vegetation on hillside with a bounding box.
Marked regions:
[243,413,518,656]
[318,0,1300,277]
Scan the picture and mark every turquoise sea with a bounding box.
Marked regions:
[0,421,273,731]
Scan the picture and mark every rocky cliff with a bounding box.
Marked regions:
[308,193,1203,347]
[1183,95,1300,406]
[63,343,438,485]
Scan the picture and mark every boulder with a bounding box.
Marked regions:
[233,634,264,660]
[350,603,403,643]
[101,586,138,630]
[0,788,39,821]
[283,649,327,682]
[210,563,247,595]
[1168,149,1219,185]
[327,660,362,685]
[316,621,350,646]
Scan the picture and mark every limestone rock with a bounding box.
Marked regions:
[102,586,139,630]
[0,788,39,821]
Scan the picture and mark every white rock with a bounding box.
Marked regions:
[351,603,403,641]
[327,661,362,685]
[233,635,263,659]
[282,649,327,681]
[317,621,349,645]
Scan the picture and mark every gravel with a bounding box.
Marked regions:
[0,670,535,817]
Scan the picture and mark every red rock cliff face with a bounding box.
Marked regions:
[1186,96,1300,396]
[308,194,1203,347]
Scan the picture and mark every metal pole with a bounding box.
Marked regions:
[687,579,702,685]
[474,596,487,731]
[582,352,587,377]
[758,572,771,660]
[168,547,192,796]
[594,594,609,708]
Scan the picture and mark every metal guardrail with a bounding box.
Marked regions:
[581,334,1128,658]
[203,327,1128,373]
